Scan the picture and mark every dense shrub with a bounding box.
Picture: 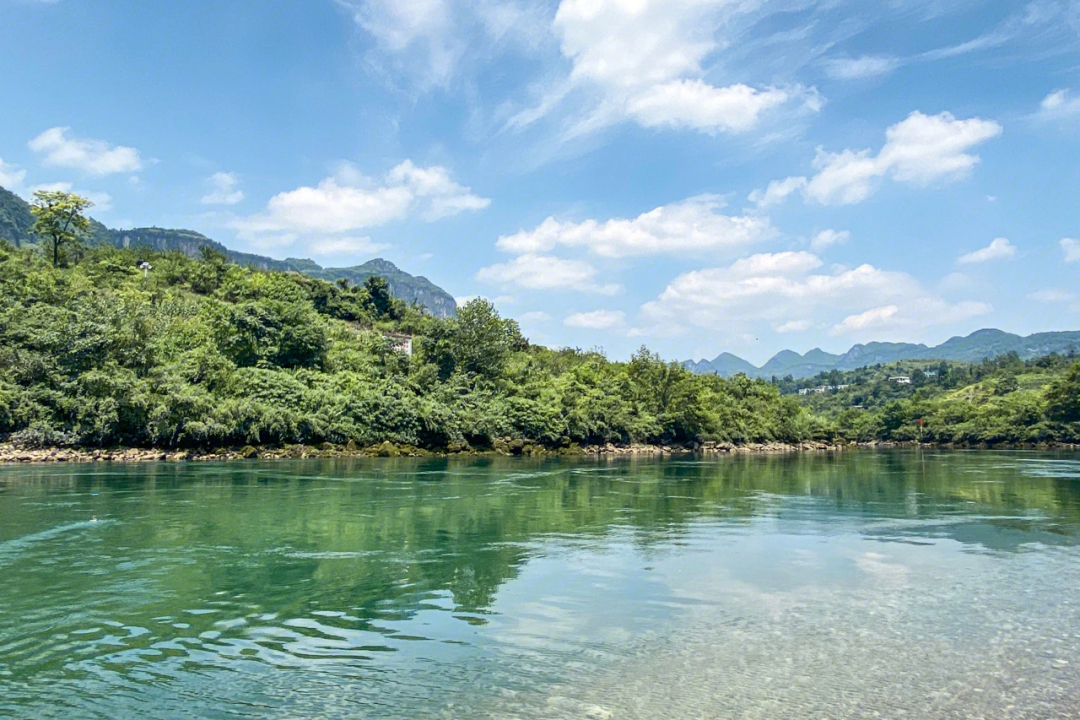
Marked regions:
[0,242,823,450]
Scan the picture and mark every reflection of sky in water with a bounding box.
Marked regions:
[0,451,1078,718]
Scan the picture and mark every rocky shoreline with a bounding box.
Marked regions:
[0,439,854,465]
[0,438,1075,465]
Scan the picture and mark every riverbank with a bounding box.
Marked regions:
[0,439,1076,465]
[0,439,850,464]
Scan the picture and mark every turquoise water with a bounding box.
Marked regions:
[1,451,1079,718]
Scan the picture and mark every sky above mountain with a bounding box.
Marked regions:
[1,0,1078,364]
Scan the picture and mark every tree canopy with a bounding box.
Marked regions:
[0,233,1076,453]
[30,190,93,267]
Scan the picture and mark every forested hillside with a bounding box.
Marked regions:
[788,353,1080,445]
[0,241,820,453]
[0,186,458,317]
[1,217,1078,453]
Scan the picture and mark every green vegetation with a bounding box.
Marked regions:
[784,353,1080,445]
[0,240,820,452]
[30,190,94,267]
[0,188,1076,454]
[0,185,458,317]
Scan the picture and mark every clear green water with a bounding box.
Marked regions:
[1,451,1080,719]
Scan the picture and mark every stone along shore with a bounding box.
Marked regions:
[0,440,849,464]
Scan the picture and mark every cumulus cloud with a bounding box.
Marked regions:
[957,237,1015,264]
[748,176,807,208]
[0,156,26,189]
[496,195,772,258]
[1062,238,1080,263]
[508,0,817,137]
[201,172,244,206]
[810,229,849,251]
[1029,288,1074,302]
[751,111,1001,207]
[824,55,900,81]
[564,309,625,329]
[774,319,814,333]
[638,250,990,339]
[28,127,143,176]
[386,160,492,219]
[1038,89,1080,119]
[231,160,488,247]
[476,253,619,294]
[831,305,899,333]
[806,111,1001,204]
[308,236,388,257]
[625,80,794,134]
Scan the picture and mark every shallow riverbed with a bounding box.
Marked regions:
[1,451,1078,719]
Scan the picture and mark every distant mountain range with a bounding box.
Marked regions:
[685,328,1080,379]
[0,186,457,317]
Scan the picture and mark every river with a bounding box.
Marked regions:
[1,451,1078,718]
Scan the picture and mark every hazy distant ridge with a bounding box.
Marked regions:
[685,328,1080,379]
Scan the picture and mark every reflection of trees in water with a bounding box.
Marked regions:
[1,452,1079,620]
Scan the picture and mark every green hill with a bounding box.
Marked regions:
[688,329,1080,378]
[0,186,457,317]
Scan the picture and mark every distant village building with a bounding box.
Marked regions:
[889,376,912,384]
[384,333,413,356]
[798,384,852,396]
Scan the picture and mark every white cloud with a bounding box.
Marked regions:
[831,305,899,333]
[201,172,244,206]
[824,55,900,80]
[28,127,143,176]
[386,160,492,219]
[476,253,619,294]
[937,271,974,292]
[0,156,26,189]
[638,250,990,339]
[518,310,551,323]
[340,0,546,88]
[805,111,1001,205]
[774,319,814,333]
[509,0,817,137]
[341,0,457,86]
[748,176,807,208]
[810,229,849,251]
[753,111,1002,207]
[308,236,388,257]
[564,309,625,329]
[1062,238,1080,263]
[496,195,772,258]
[30,181,112,211]
[1029,288,1074,302]
[957,237,1015,264]
[1038,89,1080,119]
[625,80,795,134]
[231,160,488,247]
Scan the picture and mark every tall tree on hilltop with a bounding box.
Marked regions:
[30,190,93,267]
[364,275,394,319]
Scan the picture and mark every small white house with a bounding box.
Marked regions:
[384,333,413,356]
[889,375,912,384]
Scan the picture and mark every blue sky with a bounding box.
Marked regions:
[1,0,1079,364]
